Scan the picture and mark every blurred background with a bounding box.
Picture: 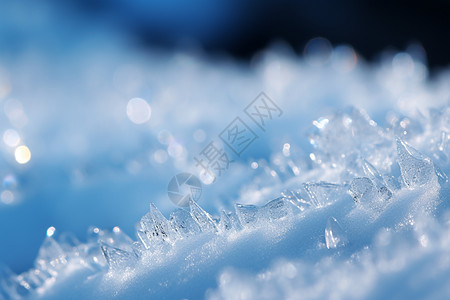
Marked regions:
[2,0,450,68]
[0,0,449,274]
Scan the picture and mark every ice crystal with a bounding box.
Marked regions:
[325,217,348,249]
[397,139,436,189]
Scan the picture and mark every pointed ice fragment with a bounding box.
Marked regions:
[85,226,138,268]
[349,177,377,203]
[361,159,382,180]
[58,232,80,253]
[377,185,393,201]
[303,182,346,207]
[135,223,151,250]
[35,237,67,276]
[100,243,138,270]
[150,203,176,241]
[169,208,201,237]
[325,217,348,249]
[218,210,242,232]
[435,165,448,185]
[189,200,218,232]
[383,175,401,192]
[259,198,294,221]
[131,241,146,257]
[218,210,233,232]
[361,159,392,200]
[397,139,436,188]
[98,227,139,258]
[80,227,108,270]
[140,203,176,246]
[281,189,313,212]
[79,243,107,272]
[235,203,259,226]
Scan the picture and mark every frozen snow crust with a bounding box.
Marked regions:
[1,40,450,300]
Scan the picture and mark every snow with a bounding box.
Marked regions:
[3,81,450,299]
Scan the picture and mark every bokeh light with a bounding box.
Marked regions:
[304,37,333,66]
[46,226,56,237]
[0,190,14,205]
[3,129,21,147]
[126,98,152,124]
[14,145,31,164]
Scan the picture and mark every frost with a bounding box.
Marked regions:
[1,28,450,299]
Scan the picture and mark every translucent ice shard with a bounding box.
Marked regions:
[218,210,233,232]
[98,227,140,258]
[135,223,151,250]
[84,226,137,269]
[218,210,242,232]
[139,203,177,247]
[308,108,386,161]
[349,177,377,203]
[303,182,346,207]
[383,174,401,192]
[325,217,348,249]
[35,237,67,276]
[234,198,295,228]
[396,138,436,188]
[57,232,80,253]
[235,203,259,226]
[259,198,294,221]
[151,203,176,241]
[108,227,134,247]
[100,243,139,270]
[434,165,448,185]
[131,241,146,257]
[189,200,218,232]
[361,159,392,200]
[281,189,313,212]
[72,228,107,272]
[169,208,201,237]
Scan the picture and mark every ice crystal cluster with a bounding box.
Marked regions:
[2,97,450,299]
